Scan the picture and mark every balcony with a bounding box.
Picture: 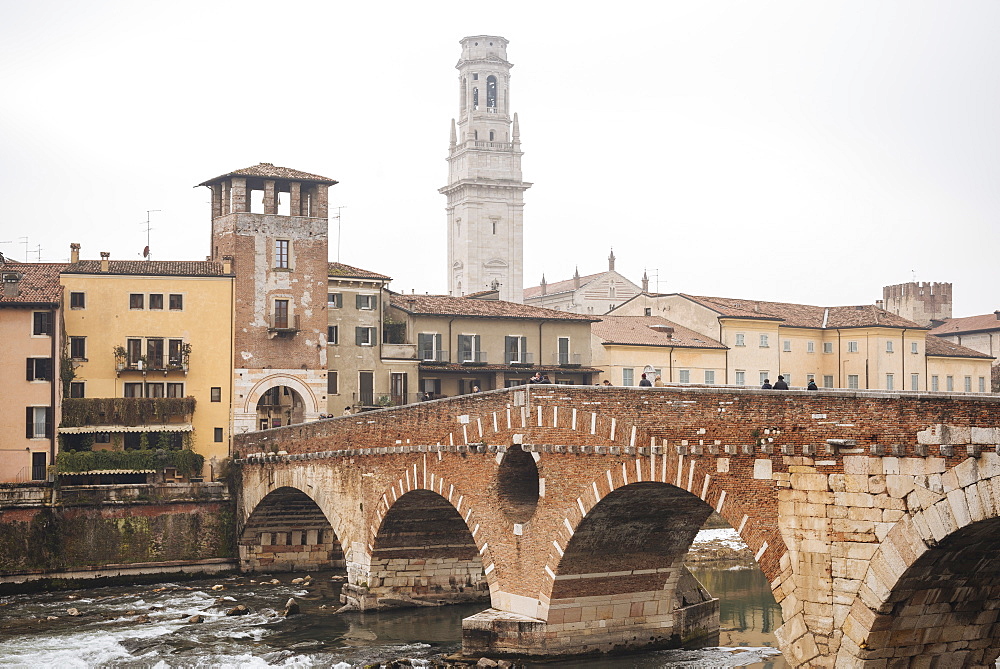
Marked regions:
[382,343,417,359]
[460,351,488,366]
[554,353,583,367]
[506,352,534,367]
[268,313,301,337]
[419,349,450,364]
[60,397,196,429]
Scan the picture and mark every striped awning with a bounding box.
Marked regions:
[58,424,193,434]
[60,469,156,475]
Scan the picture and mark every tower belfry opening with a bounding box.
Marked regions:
[441,36,531,303]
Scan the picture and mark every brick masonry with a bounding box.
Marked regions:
[234,385,1000,666]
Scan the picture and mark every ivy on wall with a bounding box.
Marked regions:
[60,397,196,427]
[56,449,204,477]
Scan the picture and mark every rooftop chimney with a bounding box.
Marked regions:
[995,310,1000,321]
[222,255,233,274]
[2,271,21,298]
[70,243,80,264]
[100,252,110,273]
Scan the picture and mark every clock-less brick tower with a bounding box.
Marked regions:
[441,36,531,303]
[201,163,337,434]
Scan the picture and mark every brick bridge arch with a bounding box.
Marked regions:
[234,385,1000,667]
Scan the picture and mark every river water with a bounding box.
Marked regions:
[0,531,785,668]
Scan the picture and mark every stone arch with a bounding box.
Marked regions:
[244,373,319,416]
[239,484,345,573]
[365,465,496,607]
[837,455,1000,666]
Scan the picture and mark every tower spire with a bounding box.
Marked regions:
[609,249,616,271]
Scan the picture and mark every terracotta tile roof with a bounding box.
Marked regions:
[0,262,65,306]
[682,294,921,329]
[929,313,1000,336]
[62,260,231,277]
[197,162,337,186]
[925,336,995,359]
[328,262,390,281]
[593,316,726,349]
[389,293,597,322]
[524,272,603,299]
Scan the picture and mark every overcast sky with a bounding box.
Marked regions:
[2,1,998,316]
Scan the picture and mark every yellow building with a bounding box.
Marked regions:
[59,249,234,477]
[612,293,992,391]
[0,261,64,482]
[591,316,726,386]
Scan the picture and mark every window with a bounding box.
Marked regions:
[806,374,816,383]
[644,308,652,317]
[147,338,164,368]
[931,375,939,391]
[759,334,769,348]
[964,376,972,392]
[168,339,185,367]
[94,432,110,444]
[558,337,570,365]
[327,292,343,308]
[760,371,770,385]
[980,377,987,393]
[356,294,377,310]
[275,239,289,269]
[328,326,339,345]
[32,311,52,335]
[274,299,289,329]
[784,374,792,385]
[130,293,144,309]
[124,383,143,398]
[886,341,894,353]
[70,381,85,398]
[946,376,954,392]
[70,336,86,359]
[505,335,528,364]
[807,341,815,353]
[735,371,746,385]
[911,342,919,354]
[458,334,481,362]
[678,369,690,384]
[735,333,745,347]
[149,293,164,310]
[214,428,224,442]
[911,373,920,391]
[418,333,443,361]
[847,341,858,353]
[823,375,834,388]
[886,374,894,391]
[26,358,53,382]
[127,338,142,366]
[169,294,183,310]
[166,383,184,398]
[31,452,46,481]
[327,371,339,394]
[145,383,165,398]
[622,368,634,386]
[355,326,377,346]
[823,342,833,354]
[211,387,221,402]
[783,340,791,352]
[848,375,859,389]
[70,292,85,309]
[25,407,51,439]
[704,370,715,384]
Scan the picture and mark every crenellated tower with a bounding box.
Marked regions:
[440,36,531,303]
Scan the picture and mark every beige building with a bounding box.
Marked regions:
[0,261,63,482]
[443,36,530,302]
[524,251,643,315]
[387,292,598,396]
[929,312,1000,392]
[591,316,726,386]
[612,293,992,392]
[60,251,235,472]
[325,262,419,411]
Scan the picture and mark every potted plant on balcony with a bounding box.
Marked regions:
[113,345,127,372]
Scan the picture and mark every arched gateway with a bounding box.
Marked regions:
[235,385,1000,667]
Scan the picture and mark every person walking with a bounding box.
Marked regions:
[638,373,652,387]
[761,379,772,389]
[773,375,789,390]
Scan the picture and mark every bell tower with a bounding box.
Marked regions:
[440,36,531,303]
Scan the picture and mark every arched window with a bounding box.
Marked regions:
[486,75,497,109]
[489,130,494,141]
[461,77,467,113]
[473,87,479,110]
[474,130,478,140]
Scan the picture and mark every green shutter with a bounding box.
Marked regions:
[355,327,364,345]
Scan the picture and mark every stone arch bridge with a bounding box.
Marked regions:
[233,385,1000,667]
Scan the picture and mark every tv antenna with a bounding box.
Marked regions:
[331,206,346,262]
[19,237,28,261]
[141,210,161,260]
